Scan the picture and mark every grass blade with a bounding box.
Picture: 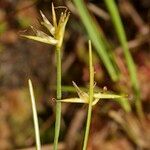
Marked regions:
[28,79,41,150]
[104,0,143,118]
[73,0,119,81]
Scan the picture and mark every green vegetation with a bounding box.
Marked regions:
[104,0,143,119]
[20,1,146,149]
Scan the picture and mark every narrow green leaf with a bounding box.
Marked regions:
[73,0,119,81]
[28,79,41,150]
[104,0,143,118]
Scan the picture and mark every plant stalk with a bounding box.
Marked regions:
[83,41,94,150]
[54,47,62,150]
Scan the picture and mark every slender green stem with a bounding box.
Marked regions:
[83,41,94,150]
[104,0,143,118]
[73,0,119,81]
[28,79,41,150]
[54,47,62,150]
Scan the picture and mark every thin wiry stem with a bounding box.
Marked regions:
[83,41,94,150]
[54,47,62,150]
[28,79,41,150]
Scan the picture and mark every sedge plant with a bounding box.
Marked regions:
[73,0,141,117]
[22,3,130,149]
[22,3,69,150]
[60,41,125,149]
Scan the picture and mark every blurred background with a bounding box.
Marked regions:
[0,0,149,149]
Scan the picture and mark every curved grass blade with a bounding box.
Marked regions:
[28,79,41,150]
[73,0,119,81]
[104,0,143,118]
